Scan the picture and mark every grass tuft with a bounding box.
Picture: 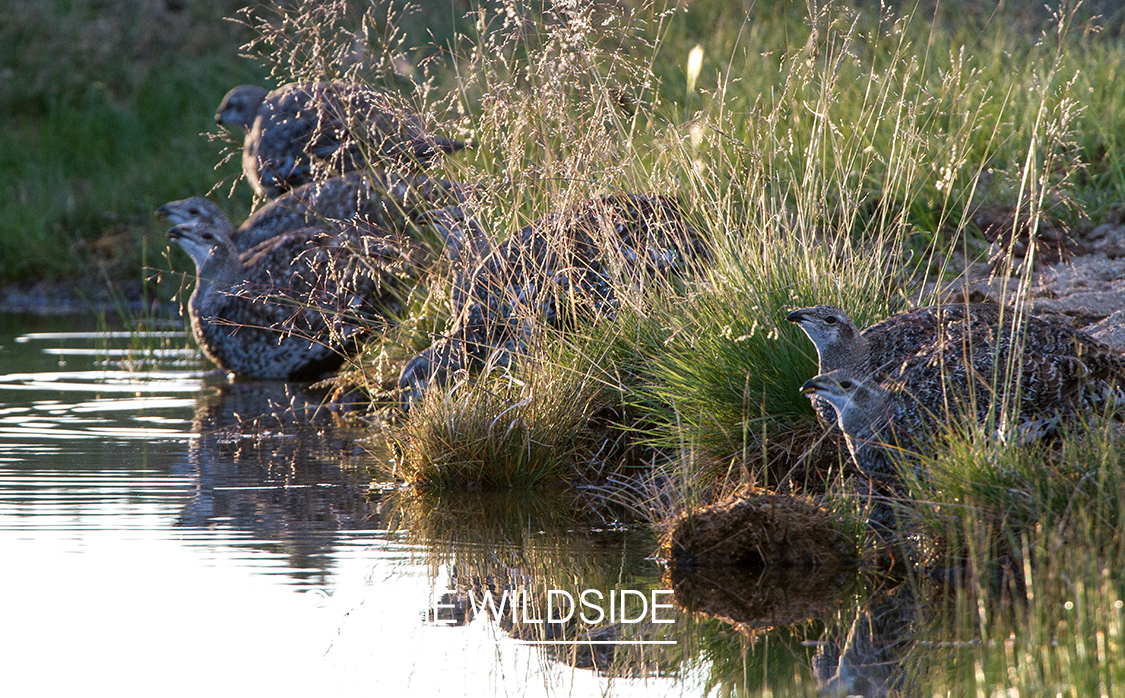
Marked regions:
[386,361,621,490]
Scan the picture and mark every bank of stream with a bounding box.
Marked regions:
[0,311,897,696]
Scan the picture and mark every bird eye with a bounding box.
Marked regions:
[839,380,853,389]
[824,316,837,324]
[188,207,200,216]
[201,232,214,241]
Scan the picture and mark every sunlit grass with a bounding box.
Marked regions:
[358,3,1125,691]
[895,419,1125,695]
[386,362,620,490]
[331,0,1113,502]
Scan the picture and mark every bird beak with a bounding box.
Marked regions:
[786,309,805,323]
[800,377,822,394]
[155,205,183,239]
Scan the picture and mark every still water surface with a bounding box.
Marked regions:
[0,313,752,696]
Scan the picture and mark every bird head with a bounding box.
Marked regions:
[786,305,862,371]
[215,85,268,129]
[801,369,887,437]
[156,197,238,271]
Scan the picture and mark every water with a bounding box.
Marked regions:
[2,313,762,697]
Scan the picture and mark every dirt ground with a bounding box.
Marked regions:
[928,215,1125,350]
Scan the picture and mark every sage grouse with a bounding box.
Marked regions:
[398,194,703,409]
[799,309,1125,478]
[788,303,1003,425]
[216,82,467,198]
[158,199,409,380]
[787,303,1007,376]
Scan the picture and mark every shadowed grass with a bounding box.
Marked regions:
[0,0,264,285]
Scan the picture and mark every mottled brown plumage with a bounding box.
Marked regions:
[801,313,1125,478]
[787,303,1005,376]
[163,171,469,254]
[217,82,466,198]
[399,194,703,408]
[237,170,470,249]
[887,313,1125,429]
[158,199,408,380]
[788,303,1004,426]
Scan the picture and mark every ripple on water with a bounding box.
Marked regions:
[2,322,712,697]
[0,327,204,527]
[0,359,202,443]
[0,371,205,393]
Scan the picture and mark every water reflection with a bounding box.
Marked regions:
[664,565,918,697]
[660,490,923,697]
[178,380,384,586]
[400,490,686,681]
[0,312,922,696]
[0,315,410,696]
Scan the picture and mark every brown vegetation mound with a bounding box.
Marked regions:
[667,564,858,629]
[663,493,859,627]
[664,493,856,569]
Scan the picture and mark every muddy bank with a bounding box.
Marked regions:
[0,278,178,317]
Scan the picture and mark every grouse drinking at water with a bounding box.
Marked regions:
[158,198,408,380]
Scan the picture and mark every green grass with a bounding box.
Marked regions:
[347,1,1125,690]
[385,362,621,490]
[889,420,1125,695]
[382,0,1105,492]
[12,2,1125,690]
[0,0,264,284]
